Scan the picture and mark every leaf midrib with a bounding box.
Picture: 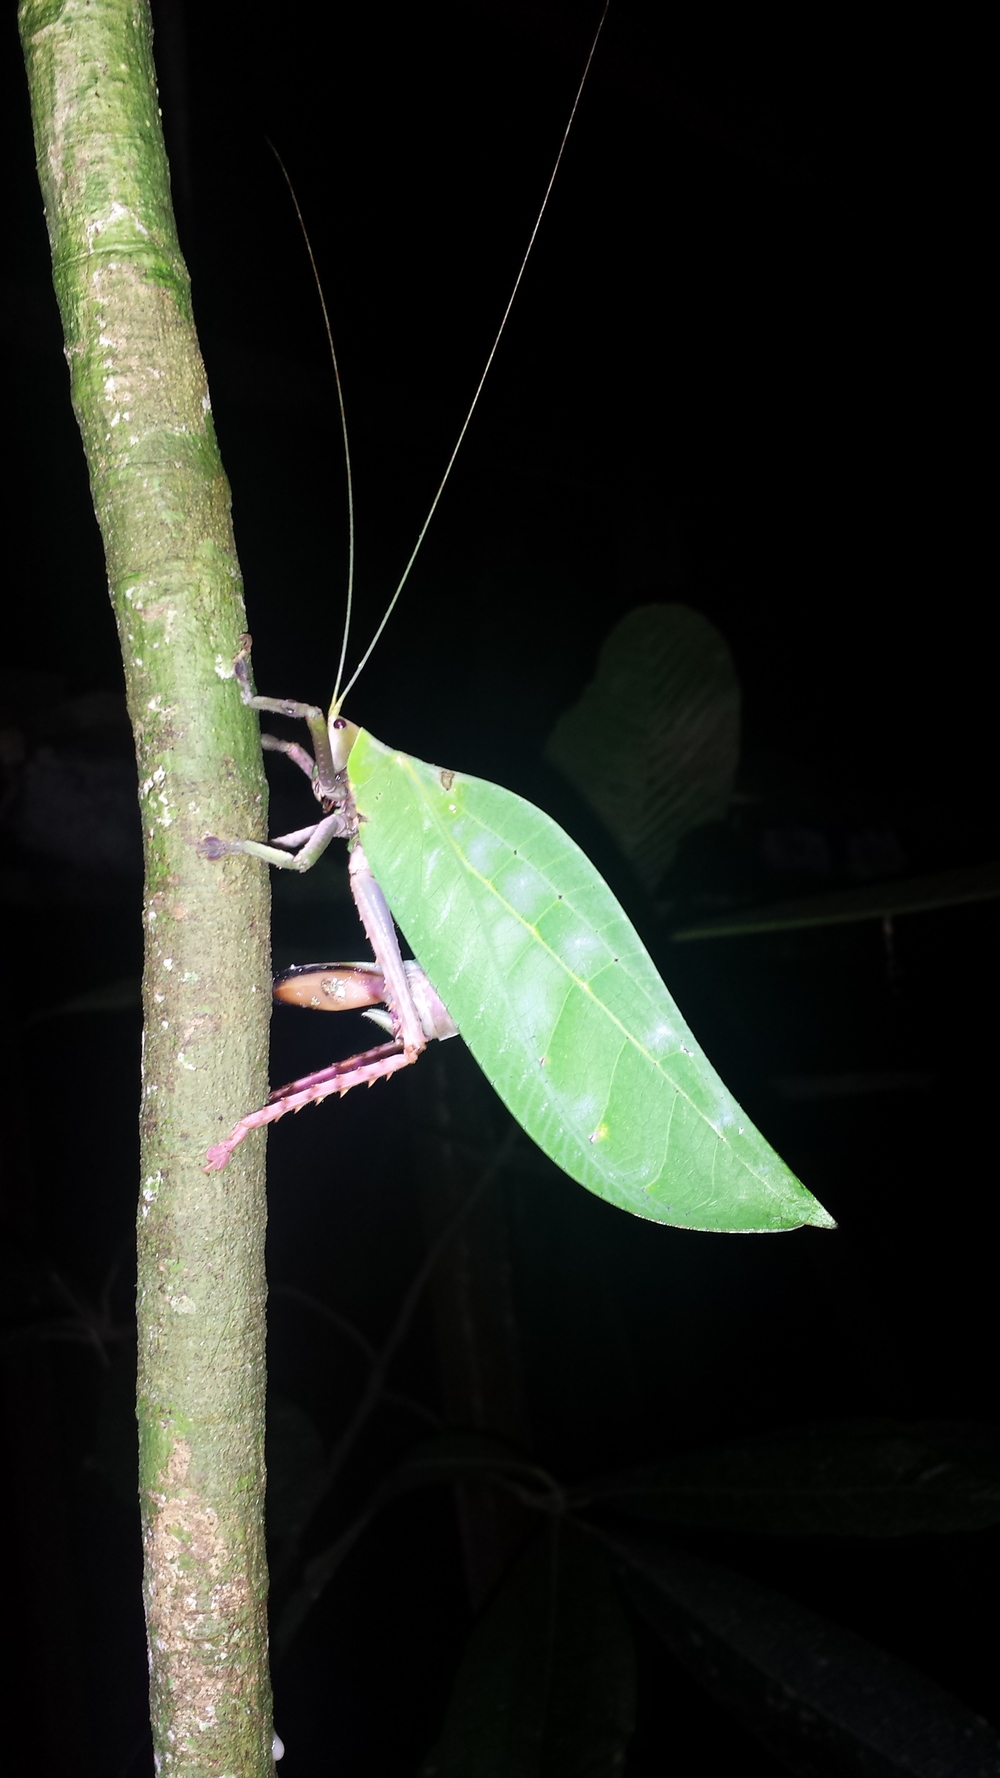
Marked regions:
[396,750,769,1185]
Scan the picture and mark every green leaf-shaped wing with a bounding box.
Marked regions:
[349,728,833,1234]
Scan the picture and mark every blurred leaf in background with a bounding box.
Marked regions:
[545,604,740,893]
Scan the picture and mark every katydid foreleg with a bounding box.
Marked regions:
[201,634,362,873]
[233,633,340,797]
[260,734,320,783]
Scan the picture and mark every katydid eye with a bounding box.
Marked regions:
[333,718,347,729]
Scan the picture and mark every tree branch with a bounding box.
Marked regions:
[19,0,276,1768]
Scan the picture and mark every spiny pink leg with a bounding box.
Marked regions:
[348,843,426,1058]
[204,1039,414,1173]
[267,1037,400,1100]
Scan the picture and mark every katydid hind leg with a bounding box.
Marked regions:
[347,843,427,1058]
[274,958,458,1040]
[268,1038,406,1102]
[202,851,457,1170]
[204,1039,415,1173]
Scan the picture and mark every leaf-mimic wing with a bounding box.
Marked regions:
[348,728,833,1234]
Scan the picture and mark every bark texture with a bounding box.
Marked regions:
[19,0,276,1768]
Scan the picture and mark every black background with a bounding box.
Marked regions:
[1,2,995,1774]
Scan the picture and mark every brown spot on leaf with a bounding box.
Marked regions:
[439,769,455,791]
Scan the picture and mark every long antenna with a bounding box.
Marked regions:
[266,139,357,710]
[335,0,610,710]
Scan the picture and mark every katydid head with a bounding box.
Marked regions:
[329,713,359,773]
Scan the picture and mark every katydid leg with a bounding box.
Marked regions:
[204,1038,414,1172]
[203,639,359,870]
[200,808,350,872]
[274,960,391,1011]
[204,646,455,1165]
[274,959,457,1040]
[347,843,427,1058]
[260,733,318,780]
[234,635,340,796]
[268,1040,403,1100]
[202,837,457,1169]
[270,823,324,849]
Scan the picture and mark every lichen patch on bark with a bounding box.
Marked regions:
[145,1439,254,1748]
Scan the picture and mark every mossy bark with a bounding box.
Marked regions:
[19,0,276,1769]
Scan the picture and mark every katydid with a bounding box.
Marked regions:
[201,20,834,1237]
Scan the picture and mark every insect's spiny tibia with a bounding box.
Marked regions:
[203,1039,412,1171]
